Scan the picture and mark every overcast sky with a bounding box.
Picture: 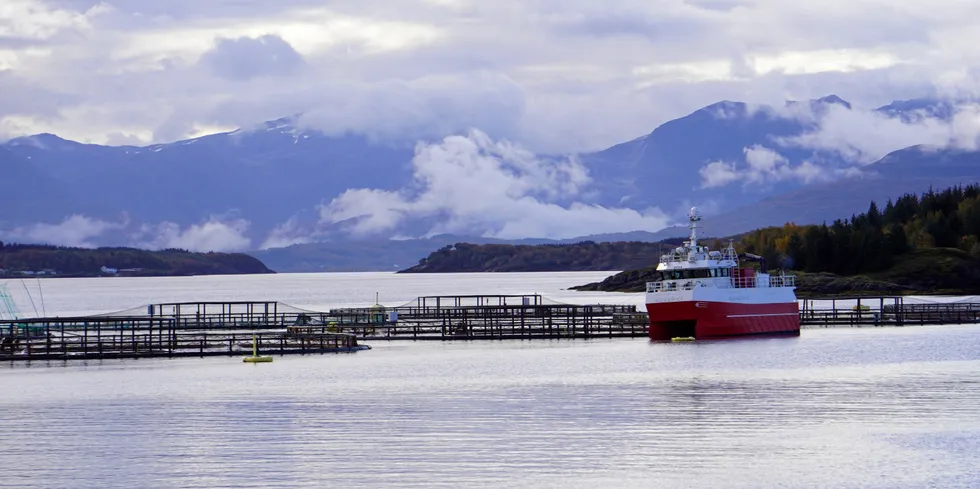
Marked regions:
[3,0,979,153]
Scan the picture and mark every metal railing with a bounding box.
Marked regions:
[659,247,738,265]
[646,280,714,292]
[647,274,796,292]
[768,275,796,287]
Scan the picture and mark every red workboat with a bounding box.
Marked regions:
[646,207,799,340]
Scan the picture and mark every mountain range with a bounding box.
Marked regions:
[2,94,979,272]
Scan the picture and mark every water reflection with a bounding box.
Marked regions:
[3,325,980,488]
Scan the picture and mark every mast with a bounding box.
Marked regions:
[688,207,701,250]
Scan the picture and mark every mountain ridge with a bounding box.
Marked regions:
[3,94,978,273]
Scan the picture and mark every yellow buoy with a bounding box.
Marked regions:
[243,334,273,363]
[671,336,695,342]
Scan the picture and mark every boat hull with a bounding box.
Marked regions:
[645,289,799,340]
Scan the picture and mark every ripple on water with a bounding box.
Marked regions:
[3,325,980,489]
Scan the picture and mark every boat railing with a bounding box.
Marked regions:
[647,273,795,292]
[731,275,795,288]
[720,247,738,262]
[660,248,738,265]
[768,275,796,288]
[646,280,712,293]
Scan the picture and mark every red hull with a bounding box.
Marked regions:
[646,300,799,340]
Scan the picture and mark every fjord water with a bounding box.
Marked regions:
[2,272,980,488]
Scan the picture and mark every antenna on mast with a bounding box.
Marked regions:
[688,207,702,250]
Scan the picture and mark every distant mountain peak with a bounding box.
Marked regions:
[260,114,300,130]
[875,97,958,123]
[785,94,852,111]
[697,100,748,117]
[4,133,79,151]
[815,94,851,108]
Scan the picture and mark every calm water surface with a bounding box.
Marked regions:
[2,273,979,488]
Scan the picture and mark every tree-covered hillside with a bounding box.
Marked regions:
[575,184,980,296]
[0,243,275,277]
[738,184,980,274]
[399,239,686,273]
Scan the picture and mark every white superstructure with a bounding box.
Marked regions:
[646,207,795,295]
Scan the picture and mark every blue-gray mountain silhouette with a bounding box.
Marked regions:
[0,119,414,239]
[2,95,978,272]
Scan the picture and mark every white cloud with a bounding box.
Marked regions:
[750,48,902,76]
[292,71,526,144]
[4,0,980,152]
[318,129,669,239]
[260,217,312,250]
[744,145,785,174]
[135,218,251,252]
[699,161,739,188]
[0,0,108,40]
[1,214,253,252]
[699,145,846,189]
[777,102,980,164]
[2,214,126,248]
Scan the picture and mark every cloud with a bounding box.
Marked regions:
[699,161,739,188]
[290,71,526,144]
[5,0,980,152]
[2,214,126,247]
[134,218,252,252]
[198,34,306,81]
[318,129,669,239]
[699,145,851,189]
[104,131,147,146]
[1,214,253,252]
[259,217,312,249]
[0,0,109,41]
[776,102,980,164]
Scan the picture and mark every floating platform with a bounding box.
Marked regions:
[0,295,648,361]
[2,295,979,361]
[799,296,980,328]
[243,355,273,363]
[0,300,369,362]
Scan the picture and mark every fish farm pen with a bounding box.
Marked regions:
[3,294,980,361]
[799,296,980,328]
[0,295,648,361]
[329,294,650,340]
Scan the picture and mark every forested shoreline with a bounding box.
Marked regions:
[0,243,275,277]
[405,184,980,296]
[575,185,980,295]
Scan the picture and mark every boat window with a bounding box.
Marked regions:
[663,269,718,280]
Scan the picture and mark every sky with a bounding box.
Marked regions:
[4,0,980,251]
[3,0,980,154]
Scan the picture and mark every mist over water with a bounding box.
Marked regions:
[3,273,980,488]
